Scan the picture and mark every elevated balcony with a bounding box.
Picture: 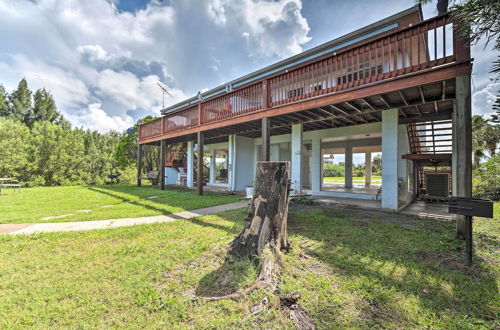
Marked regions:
[139,13,471,145]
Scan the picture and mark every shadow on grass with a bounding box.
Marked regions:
[87,186,171,215]
[288,207,498,325]
[195,258,258,298]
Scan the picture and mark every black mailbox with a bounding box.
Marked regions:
[449,197,494,218]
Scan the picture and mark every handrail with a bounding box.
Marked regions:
[140,13,468,142]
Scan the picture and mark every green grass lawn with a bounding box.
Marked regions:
[0,185,240,224]
[0,204,498,328]
[324,176,382,183]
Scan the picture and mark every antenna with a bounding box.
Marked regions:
[157,83,173,108]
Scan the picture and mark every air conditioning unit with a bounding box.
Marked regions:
[426,174,449,197]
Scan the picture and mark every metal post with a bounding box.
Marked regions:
[261,117,270,161]
[137,143,143,187]
[160,140,166,190]
[197,131,204,195]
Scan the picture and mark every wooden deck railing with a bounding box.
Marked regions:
[140,14,466,141]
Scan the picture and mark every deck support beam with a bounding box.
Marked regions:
[197,131,204,196]
[186,140,194,188]
[261,117,270,161]
[137,143,143,187]
[381,108,399,210]
[291,123,303,195]
[453,75,472,239]
[160,140,166,190]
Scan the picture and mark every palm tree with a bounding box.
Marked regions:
[481,124,500,156]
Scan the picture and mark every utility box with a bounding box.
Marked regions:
[426,173,449,197]
[449,197,494,218]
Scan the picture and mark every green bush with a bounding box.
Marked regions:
[323,163,344,177]
[473,154,500,201]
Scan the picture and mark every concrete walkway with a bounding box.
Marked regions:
[0,201,249,235]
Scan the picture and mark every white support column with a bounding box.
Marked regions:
[253,144,260,182]
[186,140,194,188]
[209,148,216,185]
[291,123,303,195]
[270,144,280,161]
[227,134,235,191]
[345,146,353,188]
[398,123,411,205]
[311,135,321,193]
[381,108,399,210]
[365,152,372,186]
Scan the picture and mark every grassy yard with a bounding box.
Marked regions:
[0,204,498,328]
[0,185,240,224]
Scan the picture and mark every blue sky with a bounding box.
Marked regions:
[0,0,497,132]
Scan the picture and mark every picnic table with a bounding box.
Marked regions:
[0,178,22,194]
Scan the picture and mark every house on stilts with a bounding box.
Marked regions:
[137,5,472,212]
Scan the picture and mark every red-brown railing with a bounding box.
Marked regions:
[201,83,263,124]
[139,119,161,139]
[140,14,465,141]
[162,105,198,133]
[269,15,455,106]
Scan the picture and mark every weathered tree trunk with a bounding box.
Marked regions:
[228,161,291,261]
[198,162,315,327]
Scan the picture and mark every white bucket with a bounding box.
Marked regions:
[245,186,254,199]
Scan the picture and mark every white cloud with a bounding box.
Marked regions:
[205,0,310,57]
[472,82,499,117]
[0,0,311,132]
[67,103,134,133]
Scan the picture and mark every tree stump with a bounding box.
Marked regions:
[228,161,291,261]
[198,162,315,327]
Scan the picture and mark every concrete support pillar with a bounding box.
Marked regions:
[228,134,235,191]
[270,144,280,161]
[397,124,411,205]
[197,131,204,196]
[160,140,166,190]
[137,143,143,187]
[454,75,472,238]
[311,135,322,193]
[381,108,399,210]
[253,144,260,180]
[186,140,194,188]
[209,149,216,185]
[365,152,372,186]
[261,117,270,161]
[291,123,303,195]
[345,146,353,189]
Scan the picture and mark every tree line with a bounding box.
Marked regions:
[0,79,144,186]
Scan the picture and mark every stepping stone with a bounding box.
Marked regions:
[147,196,159,199]
[100,205,114,208]
[40,213,74,220]
[76,209,92,213]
